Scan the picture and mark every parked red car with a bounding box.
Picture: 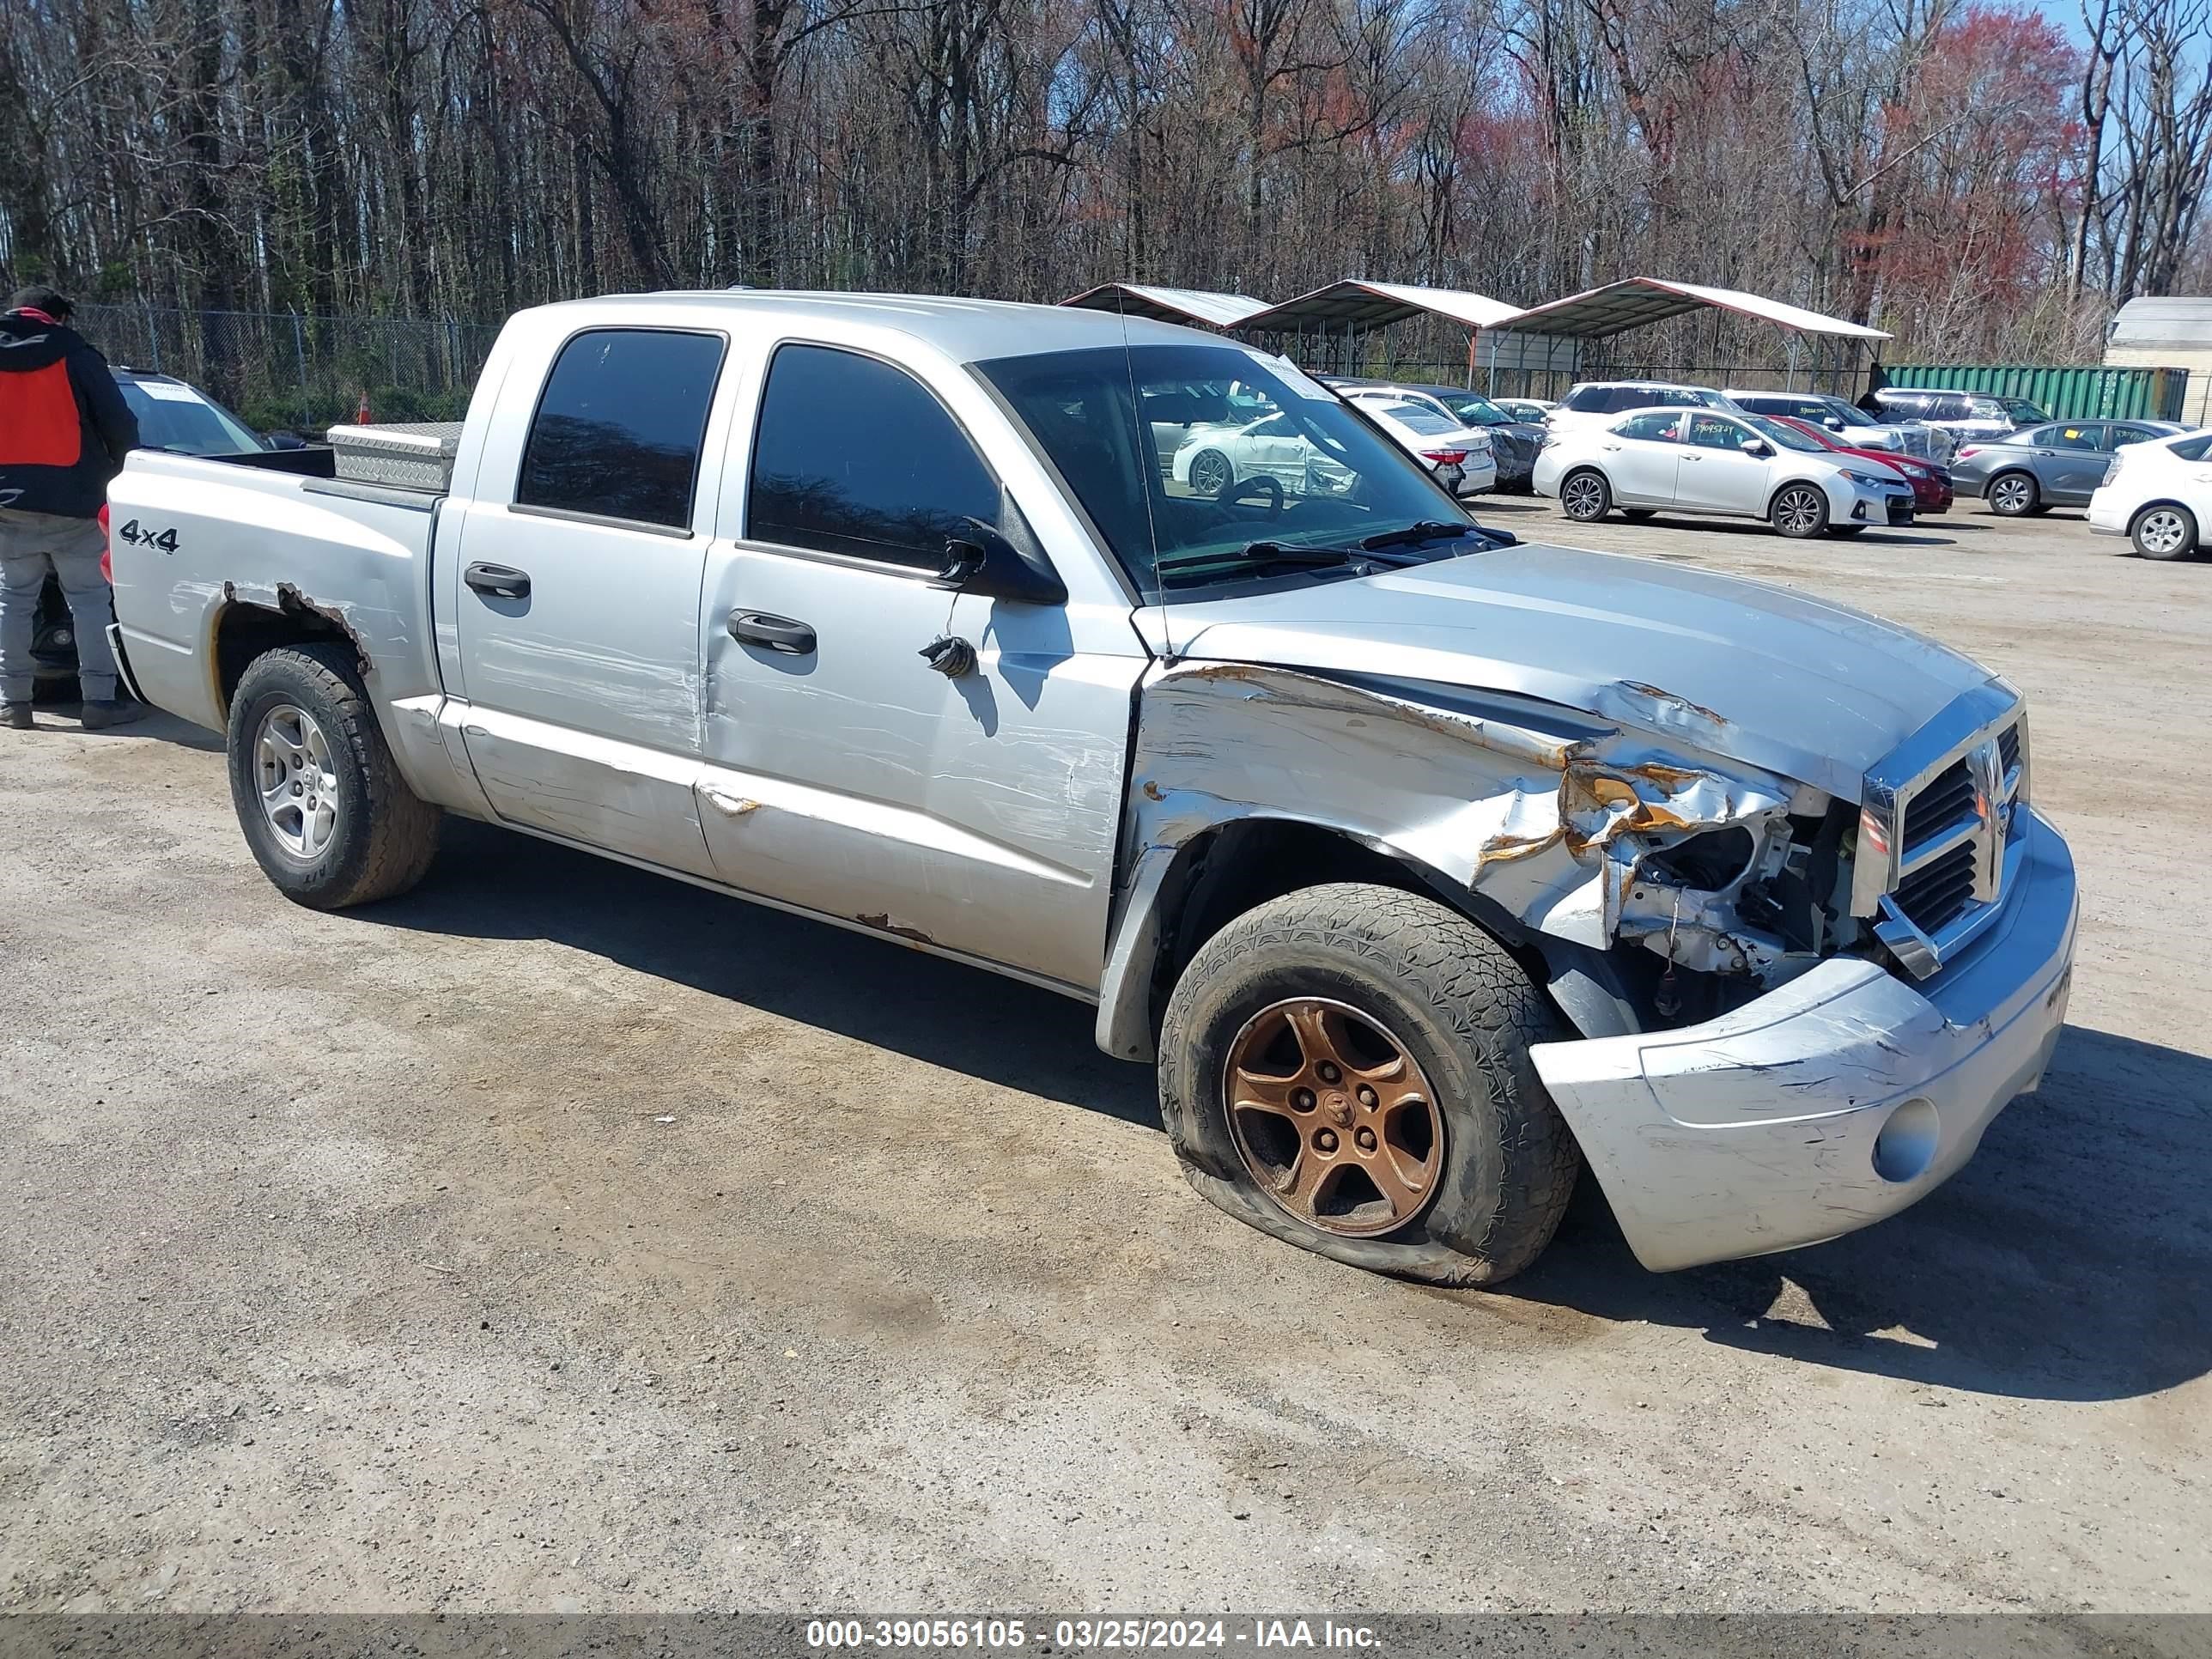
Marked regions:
[1771,415,1953,514]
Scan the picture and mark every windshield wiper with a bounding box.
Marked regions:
[1359,520,1477,551]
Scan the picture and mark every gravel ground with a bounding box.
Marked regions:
[1,495,2206,1619]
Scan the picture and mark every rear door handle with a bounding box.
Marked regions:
[464,562,532,599]
[728,611,817,654]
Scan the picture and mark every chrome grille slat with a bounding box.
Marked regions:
[1854,688,2027,981]
[1893,842,1977,933]
[1902,759,1977,848]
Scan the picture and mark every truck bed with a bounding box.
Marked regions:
[107,447,448,740]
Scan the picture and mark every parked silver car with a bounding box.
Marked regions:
[1950,418,2190,515]
[1533,405,1916,537]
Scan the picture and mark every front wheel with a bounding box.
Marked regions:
[1770,483,1830,538]
[2132,503,2198,560]
[1987,471,2039,517]
[1559,469,1612,523]
[1158,883,1580,1286]
[226,643,442,909]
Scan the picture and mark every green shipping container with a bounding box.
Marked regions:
[1872,362,2186,422]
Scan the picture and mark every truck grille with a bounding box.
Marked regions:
[1851,693,2027,980]
[1902,757,1977,847]
[1892,841,1978,934]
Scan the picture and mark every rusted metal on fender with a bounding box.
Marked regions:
[1092,659,1796,1060]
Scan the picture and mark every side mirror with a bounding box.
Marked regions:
[1823,416,1844,431]
[1740,438,1772,457]
[931,520,1068,605]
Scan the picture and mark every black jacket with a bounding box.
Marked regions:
[0,311,140,519]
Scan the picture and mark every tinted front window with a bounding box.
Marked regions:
[517,329,725,528]
[749,344,1002,567]
[978,343,1470,594]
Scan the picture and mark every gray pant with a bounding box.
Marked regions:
[0,507,118,702]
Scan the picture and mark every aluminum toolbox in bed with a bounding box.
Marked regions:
[325,422,464,492]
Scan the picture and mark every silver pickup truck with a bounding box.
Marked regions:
[106,292,2077,1285]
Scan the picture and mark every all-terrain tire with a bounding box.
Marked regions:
[1158,882,1580,1286]
[226,643,441,909]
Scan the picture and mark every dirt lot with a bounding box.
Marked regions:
[2,495,2207,1618]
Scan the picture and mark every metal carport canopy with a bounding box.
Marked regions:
[1233,280,1523,332]
[1490,277,1890,341]
[1058,283,1274,330]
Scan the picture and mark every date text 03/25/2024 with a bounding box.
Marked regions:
[805,1619,1384,1650]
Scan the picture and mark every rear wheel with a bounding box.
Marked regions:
[1770,483,1830,538]
[2132,503,2198,561]
[1987,471,2039,516]
[1559,469,1612,523]
[1158,883,1580,1286]
[226,643,441,909]
[1186,449,1232,497]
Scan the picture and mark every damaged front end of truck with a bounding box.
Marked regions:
[1098,653,2075,1272]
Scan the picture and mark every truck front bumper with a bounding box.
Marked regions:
[1531,810,2076,1272]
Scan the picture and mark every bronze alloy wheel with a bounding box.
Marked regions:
[1222,997,1445,1238]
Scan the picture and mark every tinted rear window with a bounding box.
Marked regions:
[1378,404,1459,435]
[516,329,726,529]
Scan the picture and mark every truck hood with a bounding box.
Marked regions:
[1135,541,2002,799]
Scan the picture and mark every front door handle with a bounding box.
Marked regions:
[464,562,532,599]
[728,611,817,654]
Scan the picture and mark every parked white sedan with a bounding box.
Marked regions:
[1341,394,1498,495]
[1169,410,1354,500]
[1534,407,1916,538]
[2086,427,2212,560]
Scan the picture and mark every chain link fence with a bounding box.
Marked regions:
[70,304,501,434]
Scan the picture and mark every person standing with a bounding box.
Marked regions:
[0,284,141,729]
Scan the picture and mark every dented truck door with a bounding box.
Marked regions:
[693,337,1146,992]
[447,325,732,878]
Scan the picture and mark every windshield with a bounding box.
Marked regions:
[978,343,1474,593]
[1439,391,1512,425]
[1742,415,1828,453]
[118,379,266,454]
